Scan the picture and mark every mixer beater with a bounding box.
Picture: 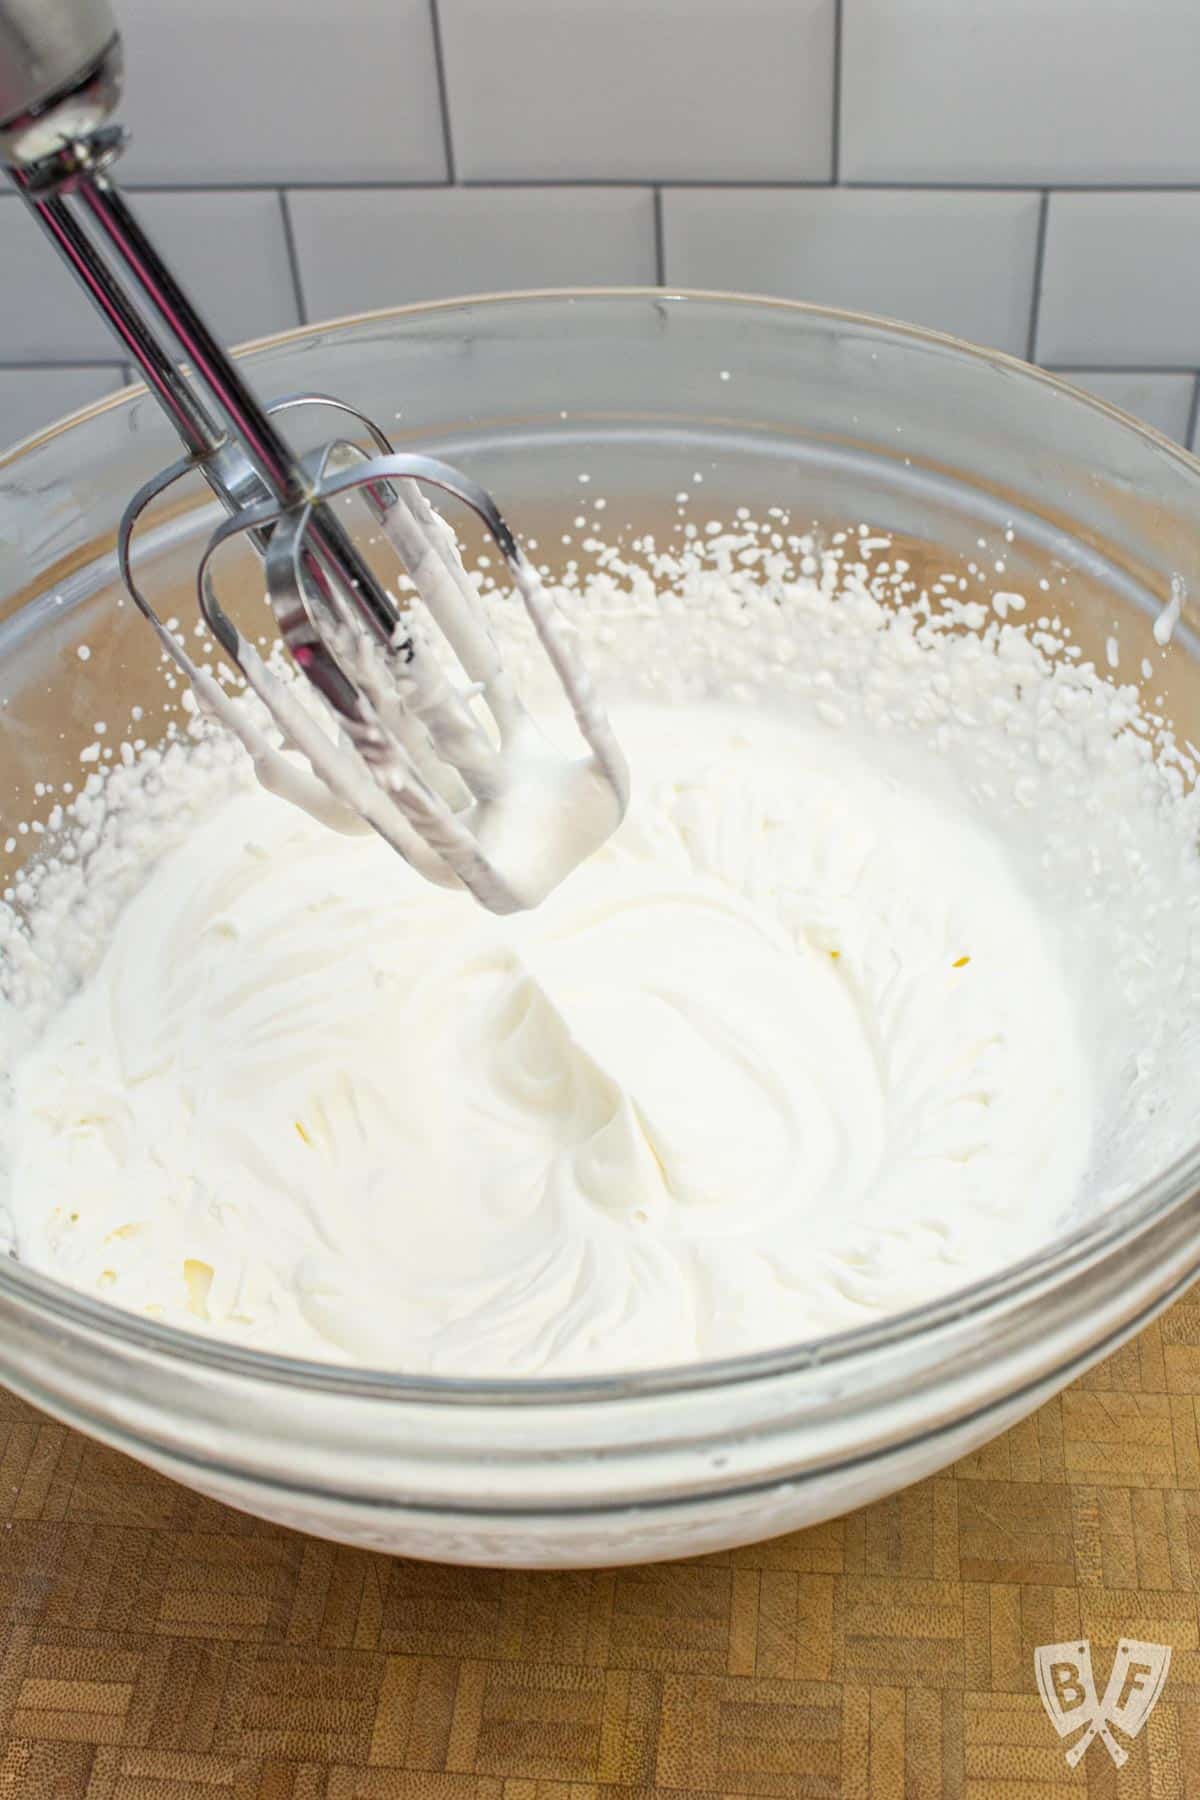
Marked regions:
[0,0,629,912]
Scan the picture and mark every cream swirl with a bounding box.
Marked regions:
[3,702,1090,1373]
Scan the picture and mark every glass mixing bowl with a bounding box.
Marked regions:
[1,291,1199,1569]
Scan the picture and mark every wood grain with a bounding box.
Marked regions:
[2,1290,1199,1797]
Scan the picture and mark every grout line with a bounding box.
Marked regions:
[1186,375,1200,450]
[457,177,831,191]
[0,358,128,372]
[278,190,308,326]
[86,179,453,196]
[4,352,1194,378]
[24,176,821,194]
[10,177,1200,196]
[1045,363,1200,376]
[406,176,817,192]
[7,354,1199,384]
[842,178,1200,193]
[284,176,668,197]
[652,188,666,285]
[428,0,458,185]
[830,0,844,183]
[1025,190,1050,362]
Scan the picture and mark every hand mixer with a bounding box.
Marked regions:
[0,0,629,912]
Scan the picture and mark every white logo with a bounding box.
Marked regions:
[1034,1639,1171,1766]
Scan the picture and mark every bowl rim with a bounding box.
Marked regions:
[7,284,1200,477]
[3,284,1199,1405]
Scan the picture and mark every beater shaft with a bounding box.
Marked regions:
[0,0,628,911]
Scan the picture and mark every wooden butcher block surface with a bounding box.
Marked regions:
[2,1287,1200,1799]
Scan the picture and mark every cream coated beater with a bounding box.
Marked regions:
[0,0,628,912]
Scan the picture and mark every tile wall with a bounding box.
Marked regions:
[3,0,1200,451]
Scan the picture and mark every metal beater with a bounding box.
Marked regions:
[0,0,629,913]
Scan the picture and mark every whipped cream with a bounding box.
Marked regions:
[3,698,1089,1373]
[4,516,1200,1377]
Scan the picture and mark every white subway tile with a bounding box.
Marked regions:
[0,190,298,365]
[842,0,1200,184]
[662,188,1040,355]
[1037,194,1200,366]
[438,0,834,181]
[0,198,120,361]
[114,0,446,183]
[0,190,296,365]
[124,192,300,346]
[0,366,125,455]
[1044,370,1196,445]
[288,187,656,321]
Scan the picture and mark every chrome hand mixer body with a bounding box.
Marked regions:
[0,0,629,912]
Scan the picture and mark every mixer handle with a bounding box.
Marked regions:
[0,0,122,167]
[0,0,415,676]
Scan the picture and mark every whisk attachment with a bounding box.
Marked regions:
[1,0,628,912]
[118,396,629,913]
